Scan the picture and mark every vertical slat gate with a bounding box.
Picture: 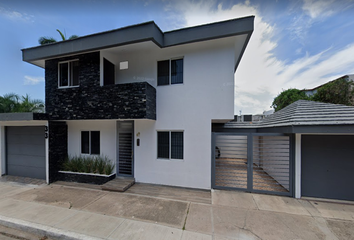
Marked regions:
[118,122,133,176]
[252,135,290,193]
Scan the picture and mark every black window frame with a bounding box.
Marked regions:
[157,131,184,160]
[58,59,80,88]
[157,58,183,86]
[81,131,100,155]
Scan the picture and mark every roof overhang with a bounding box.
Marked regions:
[22,16,254,69]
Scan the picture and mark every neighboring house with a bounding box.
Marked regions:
[213,100,354,201]
[0,17,254,189]
[303,74,354,97]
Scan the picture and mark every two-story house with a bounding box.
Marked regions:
[0,17,254,190]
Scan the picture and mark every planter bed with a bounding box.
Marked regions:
[58,171,116,185]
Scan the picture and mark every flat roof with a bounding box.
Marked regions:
[22,16,254,70]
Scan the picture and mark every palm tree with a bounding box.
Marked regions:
[18,94,44,113]
[0,93,20,113]
[38,29,79,45]
[0,93,44,113]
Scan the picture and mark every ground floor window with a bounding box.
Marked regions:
[157,131,183,159]
[81,131,100,154]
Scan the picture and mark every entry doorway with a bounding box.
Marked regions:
[117,121,134,177]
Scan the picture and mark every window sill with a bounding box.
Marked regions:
[156,158,184,162]
[58,86,80,89]
[157,83,184,87]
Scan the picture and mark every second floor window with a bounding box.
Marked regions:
[58,60,79,88]
[157,58,183,86]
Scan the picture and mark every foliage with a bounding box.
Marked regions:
[0,93,44,113]
[62,155,115,175]
[271,78,354,112]
[312,78,354,106]
[38,29,79,45]
[271,89,309,112]
[38,37,57,45]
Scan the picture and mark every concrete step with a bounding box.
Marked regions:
[101,177,135,192]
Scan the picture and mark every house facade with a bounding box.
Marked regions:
[0,17,254,189]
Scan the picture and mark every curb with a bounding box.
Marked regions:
[0,215,103,240]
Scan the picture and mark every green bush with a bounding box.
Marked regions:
[62,155,115,175]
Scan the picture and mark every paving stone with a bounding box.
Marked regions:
[309,201,354,220]
[327,219,354,240]
[185,203,212,234]
[12,185,107,209]
[212,190,257,210]
[252,193,311,216]
[212,205,250,238]
[55,211,124,238]
[83,192,188,228]
[181,231,212,240]
[108,219,182,240]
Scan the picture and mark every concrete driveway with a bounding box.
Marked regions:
[0,180,353,240]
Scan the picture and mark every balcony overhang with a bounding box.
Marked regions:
[22,16,254,70]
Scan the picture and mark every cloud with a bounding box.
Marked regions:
[302,0,354,19]
[24,76,44,85]
[170,0,354,114]
[0,7,34,22]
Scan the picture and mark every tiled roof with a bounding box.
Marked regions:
[225,100,354,128]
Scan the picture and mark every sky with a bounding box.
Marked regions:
[1,0,354,114]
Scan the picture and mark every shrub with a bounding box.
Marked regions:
[62,155,115,175]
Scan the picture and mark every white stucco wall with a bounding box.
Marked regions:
[86,36,246,189]
[66,120,117,172]
[99,37,238,189]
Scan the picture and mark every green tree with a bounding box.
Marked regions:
[0,93,20,113]
[0,93,44,113]
[38,29,79,45]
[17,94,44,112]
[271,88,309,112]
[312,78,354,106]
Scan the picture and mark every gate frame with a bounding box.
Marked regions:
[212,132,294,197]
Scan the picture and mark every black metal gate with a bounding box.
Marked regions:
[117,121,134,176]
[212,133,293,196]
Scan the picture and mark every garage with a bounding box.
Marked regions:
[301,135,354,201]
[6,126,46,179]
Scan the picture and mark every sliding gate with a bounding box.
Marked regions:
[212,133,293,196]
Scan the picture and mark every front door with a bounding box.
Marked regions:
[117,121,134,176]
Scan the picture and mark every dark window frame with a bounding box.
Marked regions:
[81,131,100,155]
[157,58,183,86]
[157,131,184,160]
[58,59,80,88]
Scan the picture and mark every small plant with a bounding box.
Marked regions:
[62,155,115,175]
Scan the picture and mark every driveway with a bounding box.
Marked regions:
[0,179,353,239]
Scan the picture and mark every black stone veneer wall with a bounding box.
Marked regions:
[48,121,68,183]
[45,51,156,120]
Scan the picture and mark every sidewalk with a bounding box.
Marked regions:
[0,180,353,240]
